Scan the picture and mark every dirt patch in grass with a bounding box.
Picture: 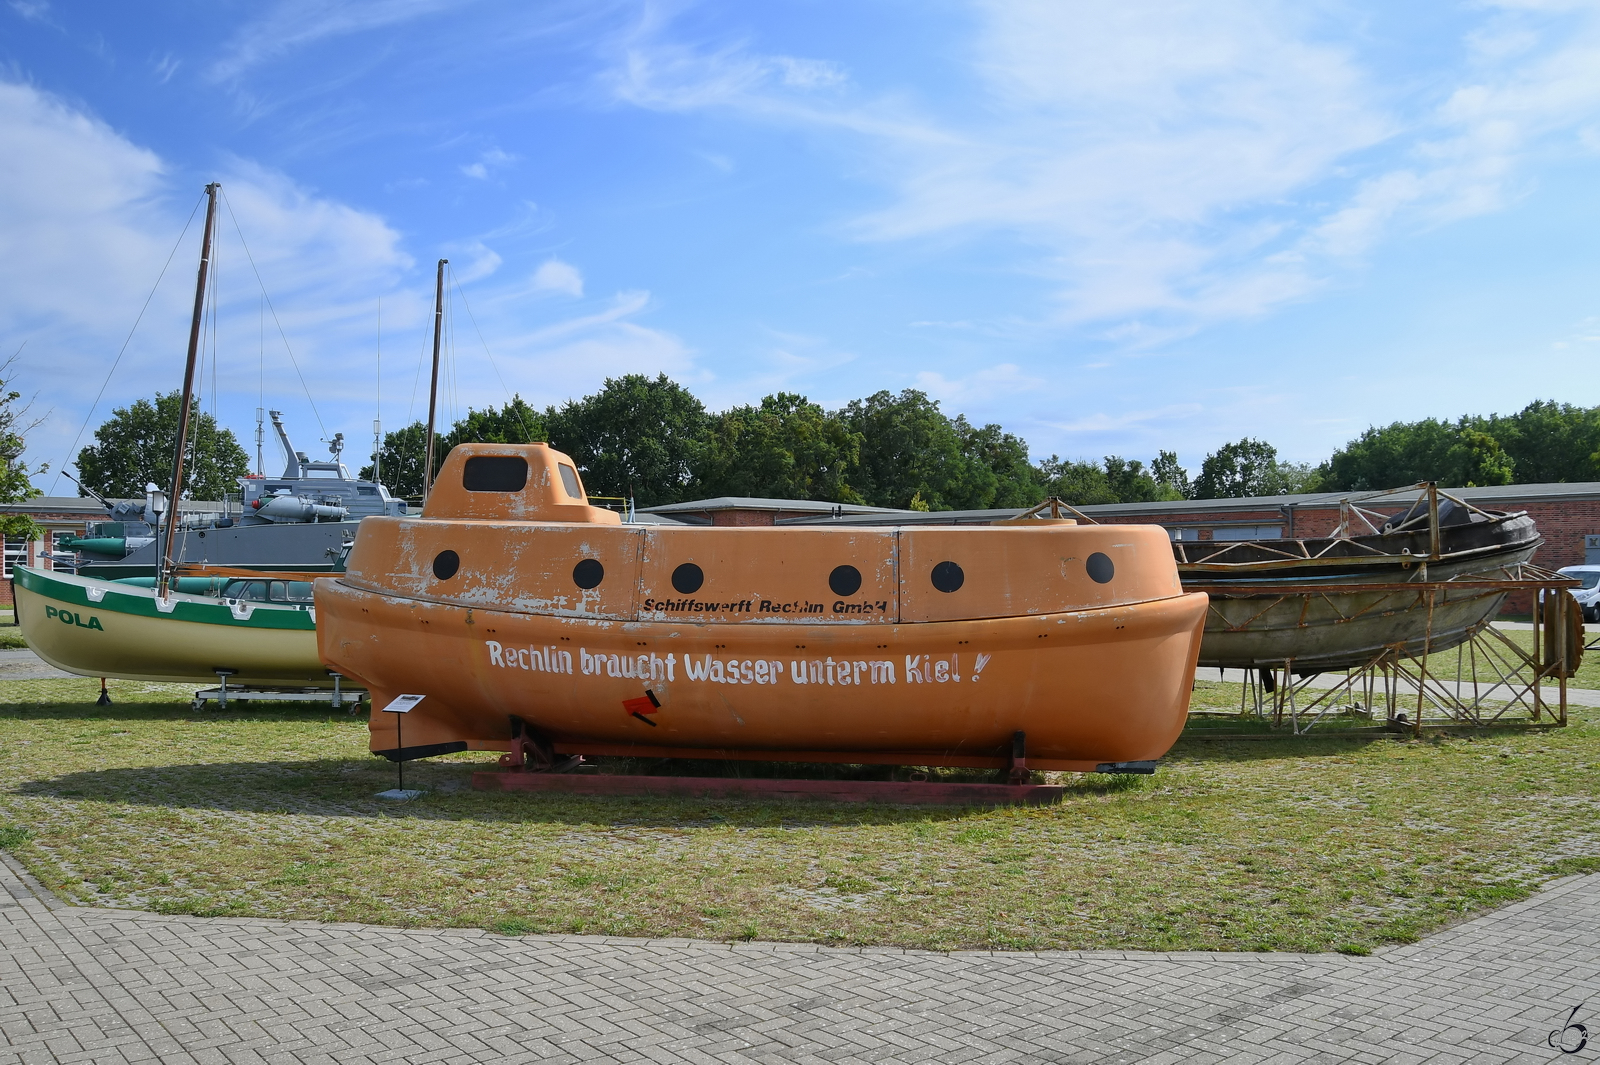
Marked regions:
[1,675,1597,953]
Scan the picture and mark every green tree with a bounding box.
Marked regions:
[1321,417,1517,490]
[75,391,248,500]
[545,374,709,506]
[839,390,1004,510]
[0,354,46,538]
[444,395,546,450]
[1484,401,1600,483]
[1036,457,1116,506]
[1102,456,1166,503]
[1151,450,1192,500]
[954,417,1044,508]
[1441,426,1514,487]
[1033,454,1179,506]
[362,398,549,498]
[1275,461,1324,495]
[1193,438,1289,498]
[695,393,863,501]
[361,421,431,499]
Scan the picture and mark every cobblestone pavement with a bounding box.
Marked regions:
[0,650,72,682]
[4,855,1598,1064]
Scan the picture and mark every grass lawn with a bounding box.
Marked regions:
[0,609,22,649]
[1,675,1598,955]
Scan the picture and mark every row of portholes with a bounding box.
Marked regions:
[433,551,1116,589]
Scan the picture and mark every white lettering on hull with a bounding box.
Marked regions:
[484,641,996,688]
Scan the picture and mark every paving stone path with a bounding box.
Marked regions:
[3,855,1598,1064]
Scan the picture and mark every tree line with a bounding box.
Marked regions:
[69,378,1600,509]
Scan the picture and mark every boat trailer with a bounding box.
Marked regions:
[191,669,367,711]
[473,727,1154,806]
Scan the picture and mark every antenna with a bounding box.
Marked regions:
[254,407,264,477]
[373,419,382,485]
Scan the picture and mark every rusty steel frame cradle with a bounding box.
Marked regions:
[1205,565,1581,737]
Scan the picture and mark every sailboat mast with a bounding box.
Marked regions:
[157,182,220,598]
[423,257,447,502]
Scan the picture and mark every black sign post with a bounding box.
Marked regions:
[378,694,425,800]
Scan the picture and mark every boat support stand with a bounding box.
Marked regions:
[191,670,368,711]
[499,715,584,774]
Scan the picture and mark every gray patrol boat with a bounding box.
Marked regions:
[67,410,408,579]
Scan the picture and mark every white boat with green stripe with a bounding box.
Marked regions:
[14,565,328,686]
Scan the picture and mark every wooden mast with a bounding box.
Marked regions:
[157,182,220,599]
[422,257,447,503]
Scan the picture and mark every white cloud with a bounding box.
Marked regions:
[530,259,584,297]
[208,0,456,82]
[460,147,516,181]
[0,77,704,487]
[0,80,414,481]
[608,0,1600,336]
[914,363,1044,407]
[9,0,51,23]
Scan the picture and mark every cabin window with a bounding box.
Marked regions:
[226,580,270,602]
[462,456,529,492]
[286,581,315,601]
[558,463,583,499]
[356,486,378,496]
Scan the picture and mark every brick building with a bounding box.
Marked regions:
[0,496,229,607]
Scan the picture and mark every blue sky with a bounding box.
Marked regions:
[5,0,1600,492]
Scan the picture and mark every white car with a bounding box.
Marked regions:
[1556,565,1600,623]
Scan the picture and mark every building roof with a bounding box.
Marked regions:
[639,496,913,517]
[1069,481,1600,520]
[0,497,231,517]
[769,480,1600,527]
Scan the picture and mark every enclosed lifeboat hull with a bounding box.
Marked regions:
[316,445,1209,772]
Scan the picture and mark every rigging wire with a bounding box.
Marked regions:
[374,296,381,483]
[49,191,206,495]
[449,265,538,441]
[218,187,327,440]
[258,294,265,476]
[406,287,430,423]
[193,226,221,498]
[446,284,459,431]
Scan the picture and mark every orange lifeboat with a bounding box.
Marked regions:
[315,444,1208,772]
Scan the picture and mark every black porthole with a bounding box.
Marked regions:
[829,565,862,597]
[931,560,964,593]
[433,550,460,580]
[671,563,704,594]
[1087,552,1114,584]
[573,558,604,590]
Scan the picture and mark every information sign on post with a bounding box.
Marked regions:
[378,694,426,800]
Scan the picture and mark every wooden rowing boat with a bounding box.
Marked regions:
[14,564,327,686]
